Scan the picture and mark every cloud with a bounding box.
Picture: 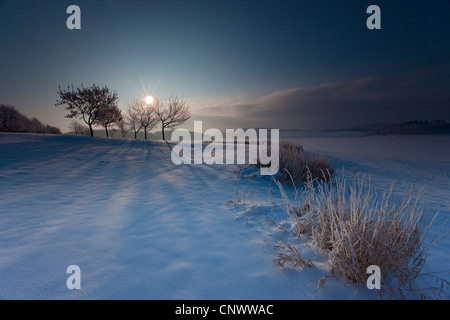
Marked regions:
[192,65,450,130]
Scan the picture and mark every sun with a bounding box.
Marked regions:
[144,96,154,104]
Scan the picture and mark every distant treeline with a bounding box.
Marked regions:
[372,120,450,135]
[0,104,61,134]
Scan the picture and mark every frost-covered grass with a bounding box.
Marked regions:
[256,140,334,184]
[273,171,448,299]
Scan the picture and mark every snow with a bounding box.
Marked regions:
[0,132,448,299]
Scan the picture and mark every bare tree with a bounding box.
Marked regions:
[69,120,81,136]
[95,103,123,137]
[68,120,76,135]
[154,96,191,140]
[140,100,159,140]
[128,97,158,140]
[116,119,130,138]
[69,119,90,136]
[56,84,119,137]
[79,125,90,136]
[126,99,143,139]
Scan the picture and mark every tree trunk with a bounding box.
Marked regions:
[162,127,165,140]
[105,124,109,137]
[134,131,137,139]
[89,124,94,137]
[144,126,147,140]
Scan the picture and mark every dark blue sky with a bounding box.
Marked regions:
[1,0,449,131]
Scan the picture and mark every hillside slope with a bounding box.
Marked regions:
[0,133,448,299]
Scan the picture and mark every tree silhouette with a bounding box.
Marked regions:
[154,97,191,140]
[127,97,158,140]
[116,119,130,138]
[95,103,123,137]
[56,84,119,137]
[126,100,142,139]
[1,104,61,134]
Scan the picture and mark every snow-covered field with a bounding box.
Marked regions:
[0,132,448,299]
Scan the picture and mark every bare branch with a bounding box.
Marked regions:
[154,96,191,140]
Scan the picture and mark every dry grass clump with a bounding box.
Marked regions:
[273,240,315,269]
[256,140,335,184]
[274,171,446,299]
[225,189,257,223]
